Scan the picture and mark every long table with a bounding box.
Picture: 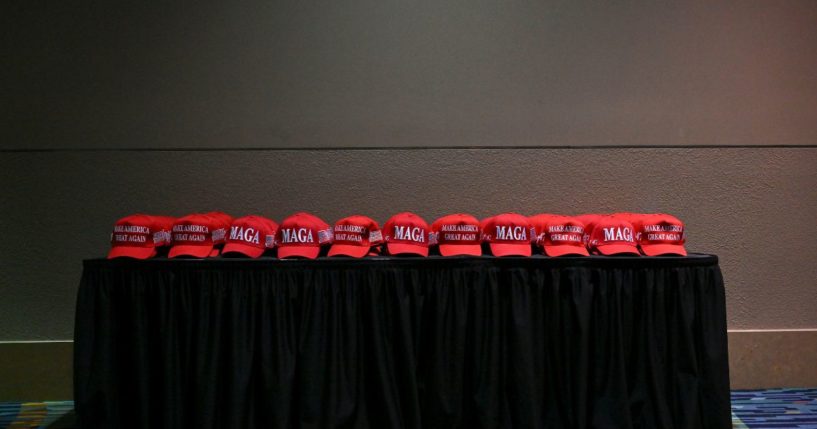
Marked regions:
[74,254,730,428]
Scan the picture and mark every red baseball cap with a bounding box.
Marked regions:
[529,214,589,256]
[633,213,687,256]
[221,215,279,258]
[169,213,231,258]
[611,212,644,223]
[574,213,605,230]
[431,213,482,256]
[205,211,233,244]
[611,212,645,232]
[205,211,233,226]
[479,215,494,231]
[276,212,333,259]
[108,214,174,259]
[574,213,605,244]
[328,215,383,258]
[383,212,431,256]
[481,213,534,257]
[587,215,640,256]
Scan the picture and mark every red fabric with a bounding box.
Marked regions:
[529,214,589,256]
[328,215,383,258]
[108,214,175,259]
[382,212,430,256]
[431,213,482,256]
[633,213,687,256]
[222,215,279,258]
[167,213,231,258]
[481,213,533,257]
[276,212,333,259]
[587,215,639,256]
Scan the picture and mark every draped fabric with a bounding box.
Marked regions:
[74,255,730,429]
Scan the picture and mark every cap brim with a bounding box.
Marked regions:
[596,244,640,256]
[169,245,214,258]
[107,246,156,260]
[386,243,428,257]
[222,243,265,258]
[438,244,482,256]
[278,245,321,259]
[489,243,531,257]
[641,244,687,256]
[328,244,370,258]
[544,244,589,257]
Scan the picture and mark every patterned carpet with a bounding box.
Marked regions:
[2,389,816,428]
[0,402,73,428]
[732,388,817,428]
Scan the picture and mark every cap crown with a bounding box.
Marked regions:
[431,214,481,245]
[588,216,638,253]
[528,214,555,246]
[574,214,604,230]
[171,214,218,246]
[481,213,533,244]
[530,214,585,247]
[383,212,430,247]
[151,216,177,244]
[204,212,232,244]
[205,211,233,223]
[111,214,173,249]
[277,212,333,247]
[332,215,382,247]
[610,212,646,240]
[635,213,686,247]
[574,213,604,244]
[611,212,644,223]
[225,215,279,250]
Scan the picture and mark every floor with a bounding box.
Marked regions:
[0,402,73,428]
[732,388,817,428]
[2,388,817,428]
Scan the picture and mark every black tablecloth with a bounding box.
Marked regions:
[74,255,730,429]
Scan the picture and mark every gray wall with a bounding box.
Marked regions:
[2,148,817,339]
[2,1,817,340]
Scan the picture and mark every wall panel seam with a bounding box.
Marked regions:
[3,144,817,153]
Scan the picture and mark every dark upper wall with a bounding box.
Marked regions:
[2,1,817,340]
[3,0,817,150]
